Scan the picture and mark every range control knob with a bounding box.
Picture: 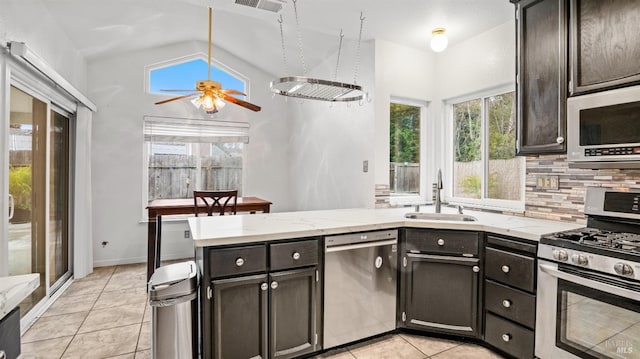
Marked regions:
[552,249,569,262]
[571,254,588,266]
[614,262,634,277]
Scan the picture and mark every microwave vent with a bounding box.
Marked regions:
[234,0,286,13]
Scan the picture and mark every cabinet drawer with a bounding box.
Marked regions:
[209,245,267,278]
[405,229,479,256]
[270,239,318,271]
[0,307,20,359]
[485,280,536,329]
[485,313,534,359]
[486,247,535,292]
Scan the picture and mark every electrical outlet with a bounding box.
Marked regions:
[184,230,190,238]
[363,160,369,173]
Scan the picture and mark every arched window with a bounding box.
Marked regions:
[148,57,246,97]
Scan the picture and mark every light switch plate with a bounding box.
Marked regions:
[363,160,368,173]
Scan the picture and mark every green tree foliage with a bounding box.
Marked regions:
[488,93,516,160]
[9,165,32,210]
[453,99,481,162]
[390,103,420,163]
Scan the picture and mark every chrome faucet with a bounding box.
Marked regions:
[435,169,443,213]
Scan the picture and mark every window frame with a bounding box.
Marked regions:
[144,53,250,99]
[140,135,248,222]
[388,96,431,206]
[445,85,525,212]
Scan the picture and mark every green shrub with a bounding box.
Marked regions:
[9,166,32,210]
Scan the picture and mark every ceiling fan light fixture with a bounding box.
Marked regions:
[430,28,448,53]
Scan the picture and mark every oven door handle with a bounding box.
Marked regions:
[539,263,640,300]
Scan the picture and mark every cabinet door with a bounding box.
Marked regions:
[269,267,319,359]
[516,0,568,154]
[211,274,268,359]
[401,253,481,338]
[570,0,640,94]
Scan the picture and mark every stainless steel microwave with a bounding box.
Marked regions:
[567,85,640,168]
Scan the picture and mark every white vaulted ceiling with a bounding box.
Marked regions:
[40,0,513,75]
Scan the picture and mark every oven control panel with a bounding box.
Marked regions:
[539,244,639,280]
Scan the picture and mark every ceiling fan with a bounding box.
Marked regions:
[154,7,261,113]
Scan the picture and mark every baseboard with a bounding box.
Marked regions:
[93,251,194,267]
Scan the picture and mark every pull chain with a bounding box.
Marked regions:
[334,29,344,81]
[277,15,288,76]
[353,12,365,85]
[292,0,307,75]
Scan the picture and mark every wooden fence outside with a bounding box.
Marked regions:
[148,155,242,201]
[390,162,420,194]
[390,159,522,200]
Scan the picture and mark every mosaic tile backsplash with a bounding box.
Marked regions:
[524,154,640,223]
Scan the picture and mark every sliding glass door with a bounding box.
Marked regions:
[7,85,72,316]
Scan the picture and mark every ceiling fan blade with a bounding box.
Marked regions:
[155,93,198,105]
[223,94,261,112]
[220,89,247,97]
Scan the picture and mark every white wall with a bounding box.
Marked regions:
[286,40,376,210]
[0,0,87,92]
[435,20,515,100]
[88,41,291,266]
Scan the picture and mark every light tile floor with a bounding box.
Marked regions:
[19,262,506,359]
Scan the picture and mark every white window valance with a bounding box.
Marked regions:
[143,116,250,143]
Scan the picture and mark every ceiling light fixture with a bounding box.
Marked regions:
[430,28,448,53]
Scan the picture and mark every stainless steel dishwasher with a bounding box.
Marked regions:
[323,229,398,348]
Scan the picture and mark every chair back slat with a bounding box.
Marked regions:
[193,190,238,216]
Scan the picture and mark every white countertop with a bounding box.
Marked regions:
[0,273,40,319]
[188,206,584,247]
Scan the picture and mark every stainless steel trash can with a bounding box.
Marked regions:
[148,261,198,359]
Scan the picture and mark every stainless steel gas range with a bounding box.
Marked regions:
[536,187,640,359]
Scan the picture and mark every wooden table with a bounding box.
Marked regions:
[146,197,271,280]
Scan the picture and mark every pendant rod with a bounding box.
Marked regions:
[208,7,212,81]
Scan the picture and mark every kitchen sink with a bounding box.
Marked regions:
[404,212,478,222]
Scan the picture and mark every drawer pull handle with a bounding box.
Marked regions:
[437,239,445,246]
[502,299,512,308]
[501,265,510,273]
[271,281,279,290]
[235,257,245,267]
[0,350,5,359]
[502,333,511,342]
[472,266,480,273]
[292,252,301,260]
[261,283,268,291]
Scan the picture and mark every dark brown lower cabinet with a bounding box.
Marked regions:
[210,268,319,359]
[269,268,318,359]
[401,253,481,338]
[212,274,268,359]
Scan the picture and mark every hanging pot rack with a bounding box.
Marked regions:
[270,0,367,103]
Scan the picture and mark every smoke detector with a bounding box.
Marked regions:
[234,0,286,13]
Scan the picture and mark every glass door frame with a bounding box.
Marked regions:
[1,53,76,324]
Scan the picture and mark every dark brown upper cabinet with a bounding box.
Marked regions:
[515,0,568,155]
[570,0,640,95]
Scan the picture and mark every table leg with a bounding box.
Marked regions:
[155,215,162,270]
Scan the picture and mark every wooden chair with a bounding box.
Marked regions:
[193,190,238,216]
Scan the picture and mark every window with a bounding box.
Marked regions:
[143,117,249,207]
[450,90,523,209]
[389,98,427,201]
[149,58,245,97]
